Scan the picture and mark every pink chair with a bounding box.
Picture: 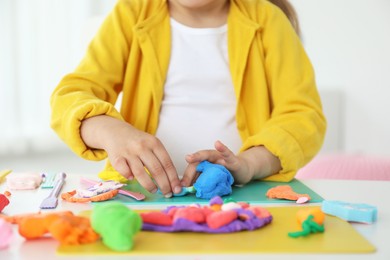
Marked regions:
[296,154,390,181]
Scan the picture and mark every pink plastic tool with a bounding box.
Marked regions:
[80,178,145,201]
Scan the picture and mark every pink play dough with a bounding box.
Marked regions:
[0,218,13,249]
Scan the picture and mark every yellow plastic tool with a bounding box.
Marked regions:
[0,169,12,183]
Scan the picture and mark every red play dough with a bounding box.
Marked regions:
[140,211,173,226]
[207,210,238,229]
[173,207,206,223]
[249,206,272,219]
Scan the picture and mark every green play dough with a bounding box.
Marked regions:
[91,202,142,251]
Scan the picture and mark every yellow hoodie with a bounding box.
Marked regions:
[50,0,326,182]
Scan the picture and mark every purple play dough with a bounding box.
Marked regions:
[142,208,273,234]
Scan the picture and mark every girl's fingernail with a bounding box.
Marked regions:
[164,192,173,198]
[174,186,182,194]
[151,188,158,194]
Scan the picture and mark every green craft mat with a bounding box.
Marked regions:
[102,179,323,205]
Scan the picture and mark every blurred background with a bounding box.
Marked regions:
[0,0,117,173]
[1,0,389,177]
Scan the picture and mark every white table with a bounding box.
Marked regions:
[1,175,389,260]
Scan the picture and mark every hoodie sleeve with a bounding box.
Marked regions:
[50,0,134,160]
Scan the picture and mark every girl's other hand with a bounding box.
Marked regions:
[181,140,281,187]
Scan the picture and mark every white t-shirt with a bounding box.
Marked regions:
[155,18,242,176]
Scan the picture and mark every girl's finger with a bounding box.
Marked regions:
[129,156,158,194]
[180,163,199,187]
[214,140,237,165]
[140,151,173,197]
[152,147,182,194]
[110,156,134,180]
[185,149,222,164]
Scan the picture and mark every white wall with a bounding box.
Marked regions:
[291,0,390,156]
[0,0,117,156]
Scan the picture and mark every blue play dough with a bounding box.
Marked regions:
[193,161,234,199]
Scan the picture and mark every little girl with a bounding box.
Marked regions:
[51,0,326,198]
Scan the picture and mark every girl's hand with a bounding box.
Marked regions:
[81,115,182,197]
[180,140,282,187]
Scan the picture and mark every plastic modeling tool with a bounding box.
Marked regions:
[0,169,12,183]
[0,194,10,212]
[321,200,377,224]
[41,173,58,189]
[40,172,66,209]
[80,178,145,201]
